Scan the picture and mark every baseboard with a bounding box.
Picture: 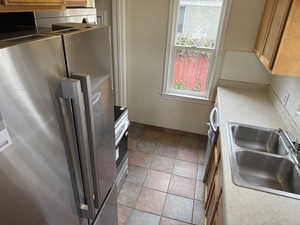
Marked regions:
[130,121,208,137]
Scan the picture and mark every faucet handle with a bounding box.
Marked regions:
[280,129,300,152]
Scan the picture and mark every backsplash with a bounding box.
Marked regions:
[271,76,300,132]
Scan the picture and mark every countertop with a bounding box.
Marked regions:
[217,87,300,225]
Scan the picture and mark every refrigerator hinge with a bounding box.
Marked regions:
[80,204,90,218]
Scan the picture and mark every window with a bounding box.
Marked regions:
[177,6,186,33]
[163,0,224,100]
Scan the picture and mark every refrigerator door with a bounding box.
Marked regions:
[60,26,113,92]
[0,35,88,225]
[60,26,116,208]
[60,78,96,219]
[93,183,118,225]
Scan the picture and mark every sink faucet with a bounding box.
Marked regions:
[280,129,300,164]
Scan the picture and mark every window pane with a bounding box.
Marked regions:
[177,6,186,33]
[176,0,222,48]
[171,0,222,95]
[172,47,212,93]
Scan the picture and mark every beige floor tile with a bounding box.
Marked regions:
[128,137,140,151]
[127,209,160,225]
[173,160,197,179]
[135,188,167,215]
[163,194,193,223]
[126,165,148,185]
[197,165,205,181]
[195,181,204,201]
[129,123,145,139]
[176,149,199,163]
[128,150,153,168]
[193,200,204,225]
[118,182,141,207]
[179,135,202,149]
[151,155,175,173]
[143,127,164,139]
[118,205,132,225]
[160,217,191,225]
[197,149,206,165]
[144,170,171,192]
[168,175,195,199]
[155,144,178,158]
[136,137,157,153]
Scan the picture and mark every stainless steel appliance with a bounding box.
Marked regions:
[0,25,117,225]
[203,107,219,182]
[114,106,129,192]
[34,8,98,29]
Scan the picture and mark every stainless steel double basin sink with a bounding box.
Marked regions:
[228,123,300,199]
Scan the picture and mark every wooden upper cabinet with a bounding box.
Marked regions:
[273,0,300,75]
[255,0,300,76]
[255,0,277,57]
[260,0,292,69]
[3,0,64,6]
[0,0,65,12]
[65,0,87,7]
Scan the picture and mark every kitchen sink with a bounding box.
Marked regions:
[231,124,289,155]
[228,122,300,199]
[235,151,300,195]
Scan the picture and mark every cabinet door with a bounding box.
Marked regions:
[255,0,277,57]
[2,0,63,6]
[259,0,292,69]
[273,0,300,75]
[209,193,223,225]
[205,147,219,209]
[65,0,87,7]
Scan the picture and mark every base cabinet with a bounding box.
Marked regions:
[204,140,223,225]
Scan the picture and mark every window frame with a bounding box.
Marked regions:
[162,0,227,101]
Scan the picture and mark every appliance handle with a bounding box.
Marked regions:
[209,107,218,132]
[61,78,96,219]
[115,119,130,146]
[71,74,102,209]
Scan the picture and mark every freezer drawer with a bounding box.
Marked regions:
[93,184,118,225]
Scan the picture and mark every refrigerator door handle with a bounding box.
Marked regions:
[60,78,96,219]
[70,73,102,209]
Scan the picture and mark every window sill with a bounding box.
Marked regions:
[161,91,213,105]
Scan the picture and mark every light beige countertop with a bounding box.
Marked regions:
[217,87,300,225]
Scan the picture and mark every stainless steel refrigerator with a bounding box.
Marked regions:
[0,25,117,225]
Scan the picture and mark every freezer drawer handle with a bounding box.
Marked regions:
[60,78,96,219]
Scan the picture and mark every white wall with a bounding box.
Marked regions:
[126,0,271,134]
[220,51,271,84]
[126,0,212,134]
[95,0,112,25]
[219,0,271,84]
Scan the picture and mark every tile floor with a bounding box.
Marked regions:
[118,123,207,225]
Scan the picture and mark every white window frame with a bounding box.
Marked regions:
[162,0,228,102]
